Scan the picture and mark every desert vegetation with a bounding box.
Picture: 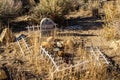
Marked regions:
[0,0,120,80]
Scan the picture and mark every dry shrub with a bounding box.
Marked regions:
[0,0,22,17]
[32,0,75,21]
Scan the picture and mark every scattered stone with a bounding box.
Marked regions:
[53,48,60,52]
[56,42,63,48]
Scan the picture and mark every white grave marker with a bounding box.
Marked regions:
[40,18,57,37]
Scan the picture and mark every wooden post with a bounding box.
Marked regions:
[92,8,99,18]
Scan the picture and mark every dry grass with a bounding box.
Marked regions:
[103,1,117,23]
[102,24,119,41]
[102,0,120,41]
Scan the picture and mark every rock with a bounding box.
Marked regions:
[58,51,64,56]
[56,42,63,48]
[0,69,7,80]
[53,48,60,52]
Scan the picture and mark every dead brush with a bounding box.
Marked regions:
[0,0,22,17]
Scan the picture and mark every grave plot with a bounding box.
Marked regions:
[16,32,110,79]
[15,18,111,79]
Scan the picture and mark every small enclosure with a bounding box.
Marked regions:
[16,20,110,79]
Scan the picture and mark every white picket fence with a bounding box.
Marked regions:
[16,34,33,58]
[40,46,90,79]
[90,46,109,65]
[40,46,110,79]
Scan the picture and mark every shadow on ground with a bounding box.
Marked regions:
[57,33,97,37]
[11,16,104,32]
[65,16,104,30]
